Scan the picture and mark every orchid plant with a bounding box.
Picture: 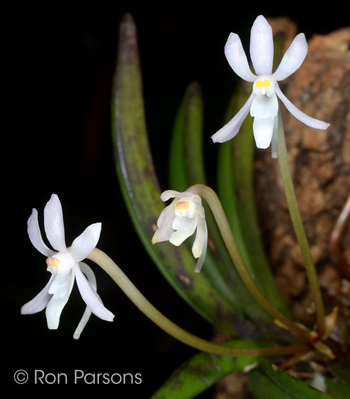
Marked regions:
[21,13,349,399]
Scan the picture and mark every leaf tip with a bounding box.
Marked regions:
[120,12,135,26]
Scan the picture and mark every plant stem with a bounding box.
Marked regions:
[276,108,325,338]
[189,184,311,342]
[329,194,350,280]
[87,248,310,357]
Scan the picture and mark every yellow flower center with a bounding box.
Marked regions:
[255,79,270,88]
[175,201,191,210]
[46,257,60,267]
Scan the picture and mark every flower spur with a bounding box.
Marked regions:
[211,15,329,157]
[21,194,114,339]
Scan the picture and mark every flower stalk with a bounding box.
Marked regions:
[329,194,350,280]
[187,184,311,342]
[87,247,310,357]
[276,108,325,338]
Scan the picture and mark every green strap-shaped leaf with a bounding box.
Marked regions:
[326,377,350,399]
[169,85,190,192]
[150,339,260,399]
[111,13,249,337]
[326,362,350,397]
[217,138,251,268]
[328,362,350,390]
[249,359,331,399]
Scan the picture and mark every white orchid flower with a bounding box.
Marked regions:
[152,190,208,273]
[211,15,330,157]
[21,194,114,339]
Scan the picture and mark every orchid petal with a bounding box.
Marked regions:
[73,304,92,340]
[70,223,101,262]
[192,216,206,258]
[74,263,114,322]
[44,194,67,253]
[273,34,308,81]
[224,33,256,82]
[152,201,176,243]
[21,275,54,315]
[250,15,274,75]
[157,200,176,227]
[74,262,109,339]
[73,263,95,339]
[194,218,208,273]
[45,270,75,329]
[151,228,172,244]
[276,85,330,130]
[193,195,205,218]
[211,92,254,143]
[27,208,55,257]
[160,190,193,202]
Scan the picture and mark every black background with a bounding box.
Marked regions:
[4,2,348,396]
